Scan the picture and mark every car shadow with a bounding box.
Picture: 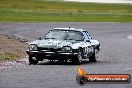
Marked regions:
[37,60,97,65]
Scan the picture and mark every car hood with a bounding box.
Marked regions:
[29,39,87,49]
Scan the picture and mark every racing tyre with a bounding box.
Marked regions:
[73,51,82,65]
[29,56,38,65]
[89,52,97,62]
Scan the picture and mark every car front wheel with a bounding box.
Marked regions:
[89,52,97,62]
[72,51,82,65]
[29,56,38,65]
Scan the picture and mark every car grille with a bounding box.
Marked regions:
[38,47,62,52]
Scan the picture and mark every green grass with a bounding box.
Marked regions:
[0,53,19,61]
[0,0,132,22]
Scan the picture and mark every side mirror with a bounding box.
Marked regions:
[38,37,42,40]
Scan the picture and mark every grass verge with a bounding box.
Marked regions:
[0,0,132,22]
[0,53,19,61]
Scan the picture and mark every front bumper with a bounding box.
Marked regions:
[26,50,78,60]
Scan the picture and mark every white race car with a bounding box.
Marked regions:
[26,28,100,65]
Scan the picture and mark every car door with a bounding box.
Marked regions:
[82,31,94,54]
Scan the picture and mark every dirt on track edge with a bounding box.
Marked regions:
[0,33,28,62]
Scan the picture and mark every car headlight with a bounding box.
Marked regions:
[29,44,38,51]
[61,46,72,52]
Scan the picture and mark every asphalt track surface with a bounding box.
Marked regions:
[0,22,132,88]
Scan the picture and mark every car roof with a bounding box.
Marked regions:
[53,28,86,32]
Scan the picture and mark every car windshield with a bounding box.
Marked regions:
[44,30,83,41]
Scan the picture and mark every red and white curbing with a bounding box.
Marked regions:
[64,0,132,4]
[127,35,132,40]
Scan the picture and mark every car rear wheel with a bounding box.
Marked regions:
[29,56,38,65]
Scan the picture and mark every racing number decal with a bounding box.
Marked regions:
[84,47,94,53]
[84,47,88,53]
[89,47,94,52]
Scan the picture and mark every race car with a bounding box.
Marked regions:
[26,28,101,65]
